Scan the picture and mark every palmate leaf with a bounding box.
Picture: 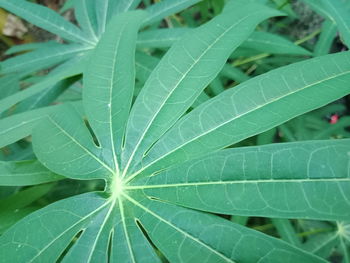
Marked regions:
[0,192,325,263]
[2,3,350,263]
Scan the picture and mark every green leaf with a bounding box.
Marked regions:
[0,55,88,115]
[137,29,311,56]
[4,41,58,55]
[113,0,142,14]
[143,0,202,26]
[302,0,350,47]
[242,32,311,55]
[137,139,350,221]
[0,75,20,101]
[314,20,337,56]
[15,76,79,114]
[122,2,282,175]
[0,105,62,148]
[0,161,60,185]
[0,184,53,233]
[137,28,190,48]
[74,0,98,42]
[0,0,93,45]
[94,0,142,37]
[0,44,90,75]
[0,192,326,262]
[0,192,160,263]
[272,218,302,247]
[135,51,160,84]
[32,104,113,180]
[84,11,146,174]
[140,51,350,172]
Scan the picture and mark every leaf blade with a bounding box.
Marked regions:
[0,160,63,186]
[84,11,146,173]
[142,51,350,173]
[137,139,350,221]
[0,0,92,45]
[123,2,282,175]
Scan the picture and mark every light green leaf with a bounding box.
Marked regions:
[0,0,93,45]
[302,0,350,47]
[0,191,326,263]
[0,75,20,101]
[126,194,325,263]
[0,184,53,233]
[4,41,58,55]
[122,2,282,176]
[136,139,350,221]
[84,11,146,174]
[94,0,141,37]
[314,20,338,56]
[137,28,190,48]
[221,64,250,83]
[32,104,113,180]
[60,0,74,13]
[0,160,62,186]
[0,105,62,148]
[0,55,88,115]
[137,29,311,56]
[272,218,302,247]
[304,233,340,258]
[140,51,350,172]
[143,0,202,26]
[113,0,142,14]
[15,76,79,114]
[0,192,160,263]
[0,44,90,75]
[242,32,311,55]
[75,0,98,42]
[135,51,160,84]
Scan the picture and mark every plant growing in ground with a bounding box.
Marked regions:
[0,0,350,262]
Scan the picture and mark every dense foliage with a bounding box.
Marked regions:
[0,0,349,262]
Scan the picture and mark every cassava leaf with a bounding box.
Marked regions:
[143,0,202,26]
[302,0,350,47]
[137,28,310,56]
[122,2,282,176]
[0,192,326,263]
[135,139,350,221]
[0,160,63,186]
[74,0,99,42]
[94,0,142,37]
[0,104,63,148]
[2,1,350,262]
[32,104,113,180]
[84,11,147,173]
[0,0,93,45]
[0,55,88,115]
[138,51,350,174]
[0,44,89,75]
